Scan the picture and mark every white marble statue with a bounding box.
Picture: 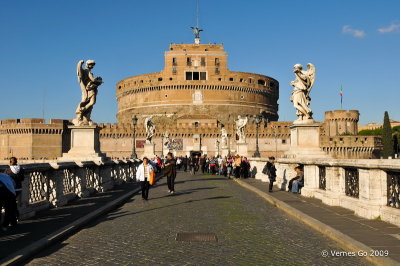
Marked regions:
[235,115,248,143]
[144,116,155,143]
[215,139,220,151]
[290,63,316,122]
[221,127,228,147]
[163,132,171,150]
[73,60,103,126]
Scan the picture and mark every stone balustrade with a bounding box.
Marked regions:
[249,158,400,227]
[0,159,140,219]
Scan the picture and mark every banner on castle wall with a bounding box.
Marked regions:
[169,139,183,150]
[136,140,146,149]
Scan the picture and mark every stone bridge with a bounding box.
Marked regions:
[0,159,399,265]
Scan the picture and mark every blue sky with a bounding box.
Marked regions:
[0,0,399,125]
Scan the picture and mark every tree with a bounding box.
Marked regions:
[382,111,394,158]
[393,135,399,156]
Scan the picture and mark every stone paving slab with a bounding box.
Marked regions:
[238,177,400,264]
[27,172,372,265]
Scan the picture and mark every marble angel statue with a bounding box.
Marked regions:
[73,60,103,126]
[290,63,316,121]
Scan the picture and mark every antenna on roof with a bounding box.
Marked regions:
[196,0,199,28]
[190,0,203,44]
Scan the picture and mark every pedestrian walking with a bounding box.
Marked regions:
[263,157,277,192]
[234,155,242,179]
[182,155,188,172]
[136,157,154,200]
[2,157,24,221]
[164,152,177,194]
[0,173,17,231]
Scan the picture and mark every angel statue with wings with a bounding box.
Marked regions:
[73,60,103,126]
[145,116,155,143]
[235,115,248,143]
[290,63,316,122]
[190,26,203,39]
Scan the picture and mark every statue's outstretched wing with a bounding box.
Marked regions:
[306,63,316,92]
[77,60,84,83]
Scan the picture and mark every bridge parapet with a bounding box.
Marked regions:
[249,157,400,227]
[0,159,140,219]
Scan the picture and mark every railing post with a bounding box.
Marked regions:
[301,165,318,197]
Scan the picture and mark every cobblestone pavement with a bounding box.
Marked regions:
[28,173,371,265]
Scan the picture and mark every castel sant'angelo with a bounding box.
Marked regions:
[0,30,382,161]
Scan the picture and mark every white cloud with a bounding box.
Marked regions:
[342,25,366,38]
[378,23,400,33]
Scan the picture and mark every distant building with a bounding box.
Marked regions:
[0,119,69,161]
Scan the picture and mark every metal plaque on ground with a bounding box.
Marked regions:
[175,233,218,242]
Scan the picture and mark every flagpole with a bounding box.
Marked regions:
[340,85,343,110]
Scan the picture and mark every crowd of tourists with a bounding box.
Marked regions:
[173,154,252,179]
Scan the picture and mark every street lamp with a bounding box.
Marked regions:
[131,115,138,159]
[253,114,263,157]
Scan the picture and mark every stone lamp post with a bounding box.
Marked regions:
[131,115,138,159]
[253,114,263,157]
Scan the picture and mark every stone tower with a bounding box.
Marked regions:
[324,110,359,136]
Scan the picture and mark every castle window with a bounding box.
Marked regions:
[169,77,173,80]
[218,78,222,81]
[240,78,244,82]
[140,80,143,83]
[240,95,244,99]
[215,68,220,74]
[282,139,287,144]
[201,57,206,66]
[185,71,207,81]
[229,78,234,82]
[215,58,220,67]
[165,94,168,98]
[258,79,266,86]
[172,67,177,75]
[118,86,122,89]
[172,57,177,66]
[248,78,253,84]
[158,77,163,81]
[194,122,199,128]
[186,57,192,66]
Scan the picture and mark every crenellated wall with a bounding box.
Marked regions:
[0,119,70,160]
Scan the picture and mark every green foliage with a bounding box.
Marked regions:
[358,128,382,136]
[382,111,394,158]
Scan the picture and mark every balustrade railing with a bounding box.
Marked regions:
[248,158,400,227]
[387,171,400,209]
[0,159,140,219]
[345,168,359,198]
[318,166,326,190]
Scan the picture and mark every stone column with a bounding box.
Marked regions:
[301,165,319,197]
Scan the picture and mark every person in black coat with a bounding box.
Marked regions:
[2,157,24,222]
[163,153,177,194]
[0,173,17,231]
[263,157,276,192]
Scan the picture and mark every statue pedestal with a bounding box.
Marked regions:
[143,143,155,158]
[221,147,230,157]
[283,121,329,159]
[59,125,106,161]
[236,142,248,157]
